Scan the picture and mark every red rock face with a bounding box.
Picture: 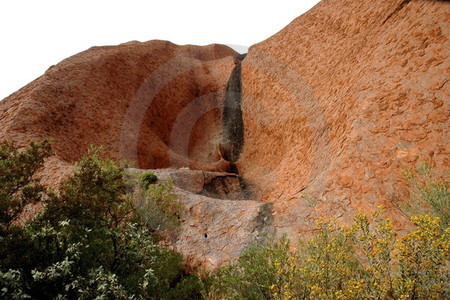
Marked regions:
[0,40,273,271]
[236,0,449,235]
[0,41,237,184]
[1,0,448,269]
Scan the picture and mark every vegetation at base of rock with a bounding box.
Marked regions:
[403,159,449,227]
[2,140,449,299]
[126,171,183,238]
[0,139,52,234]
[208,160,449,299]
[0,142,202,299]
[140,178,183,229]
[141,171,158,189]
[209,209,449,299]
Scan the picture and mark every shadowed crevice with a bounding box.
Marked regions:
[199,173,253,200]
[381,0,412,25]
[253,203,275,244]
[222,63,244,164]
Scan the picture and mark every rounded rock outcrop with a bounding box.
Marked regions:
[0,41,238,183]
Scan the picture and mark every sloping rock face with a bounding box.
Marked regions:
[0,41,237,184]
[1,0,448,271]
[0,40,272,271]
[233,0,449,235]
[128,168,272,271]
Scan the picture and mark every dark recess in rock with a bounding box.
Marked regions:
[234,53,247,64]
[253,203,274,244]
[227,163,240,175]
[199,174,253,200]
[222,63,244,163]
[236,53,247,61]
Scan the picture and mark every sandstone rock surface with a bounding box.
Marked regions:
[234,0,449,235]
[128,168,272,271]
[0,40,238,184]
[1,0,449,270]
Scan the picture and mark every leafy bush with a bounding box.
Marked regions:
[141,171,158,189]
[211,236,297,300]
[0,142,202,299]
[404,160,449,227]
[128,171,183,237]
[0,139,52,233]
[143,178,183,227]
[396,215,449,299]
[210,209,450,299]
[0,269,29,299]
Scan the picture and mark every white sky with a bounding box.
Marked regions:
[0,0,320,100]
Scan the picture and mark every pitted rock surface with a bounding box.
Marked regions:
[236,0,449,235]
[0,41,238,185]
[129,168,272,271]
[1,0,448,270]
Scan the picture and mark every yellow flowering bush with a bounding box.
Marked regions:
[210,164,449,299]
[300,218,363,299]
[210,212,449,299]
[396,215,450,299]
[351,208,398,298]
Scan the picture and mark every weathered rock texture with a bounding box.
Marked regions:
[235,0,449,235]
[128,168,272,271]
[0,40,238,184]
[1,0,449,270]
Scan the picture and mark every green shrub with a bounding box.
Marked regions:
[350,209,398,298]
[141,171,158,189]
[395,214,450,299]
[0,139,52,233]
[126,170,182,237]
[301,218,362,299]
[210,209,450,300]
[210,236,299,299]
[130,174,183,237]
[144,178,183,226]
[0,269,30,299]
[404,160,449,227]
[0,142,202,299]
[165,274,204,300]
